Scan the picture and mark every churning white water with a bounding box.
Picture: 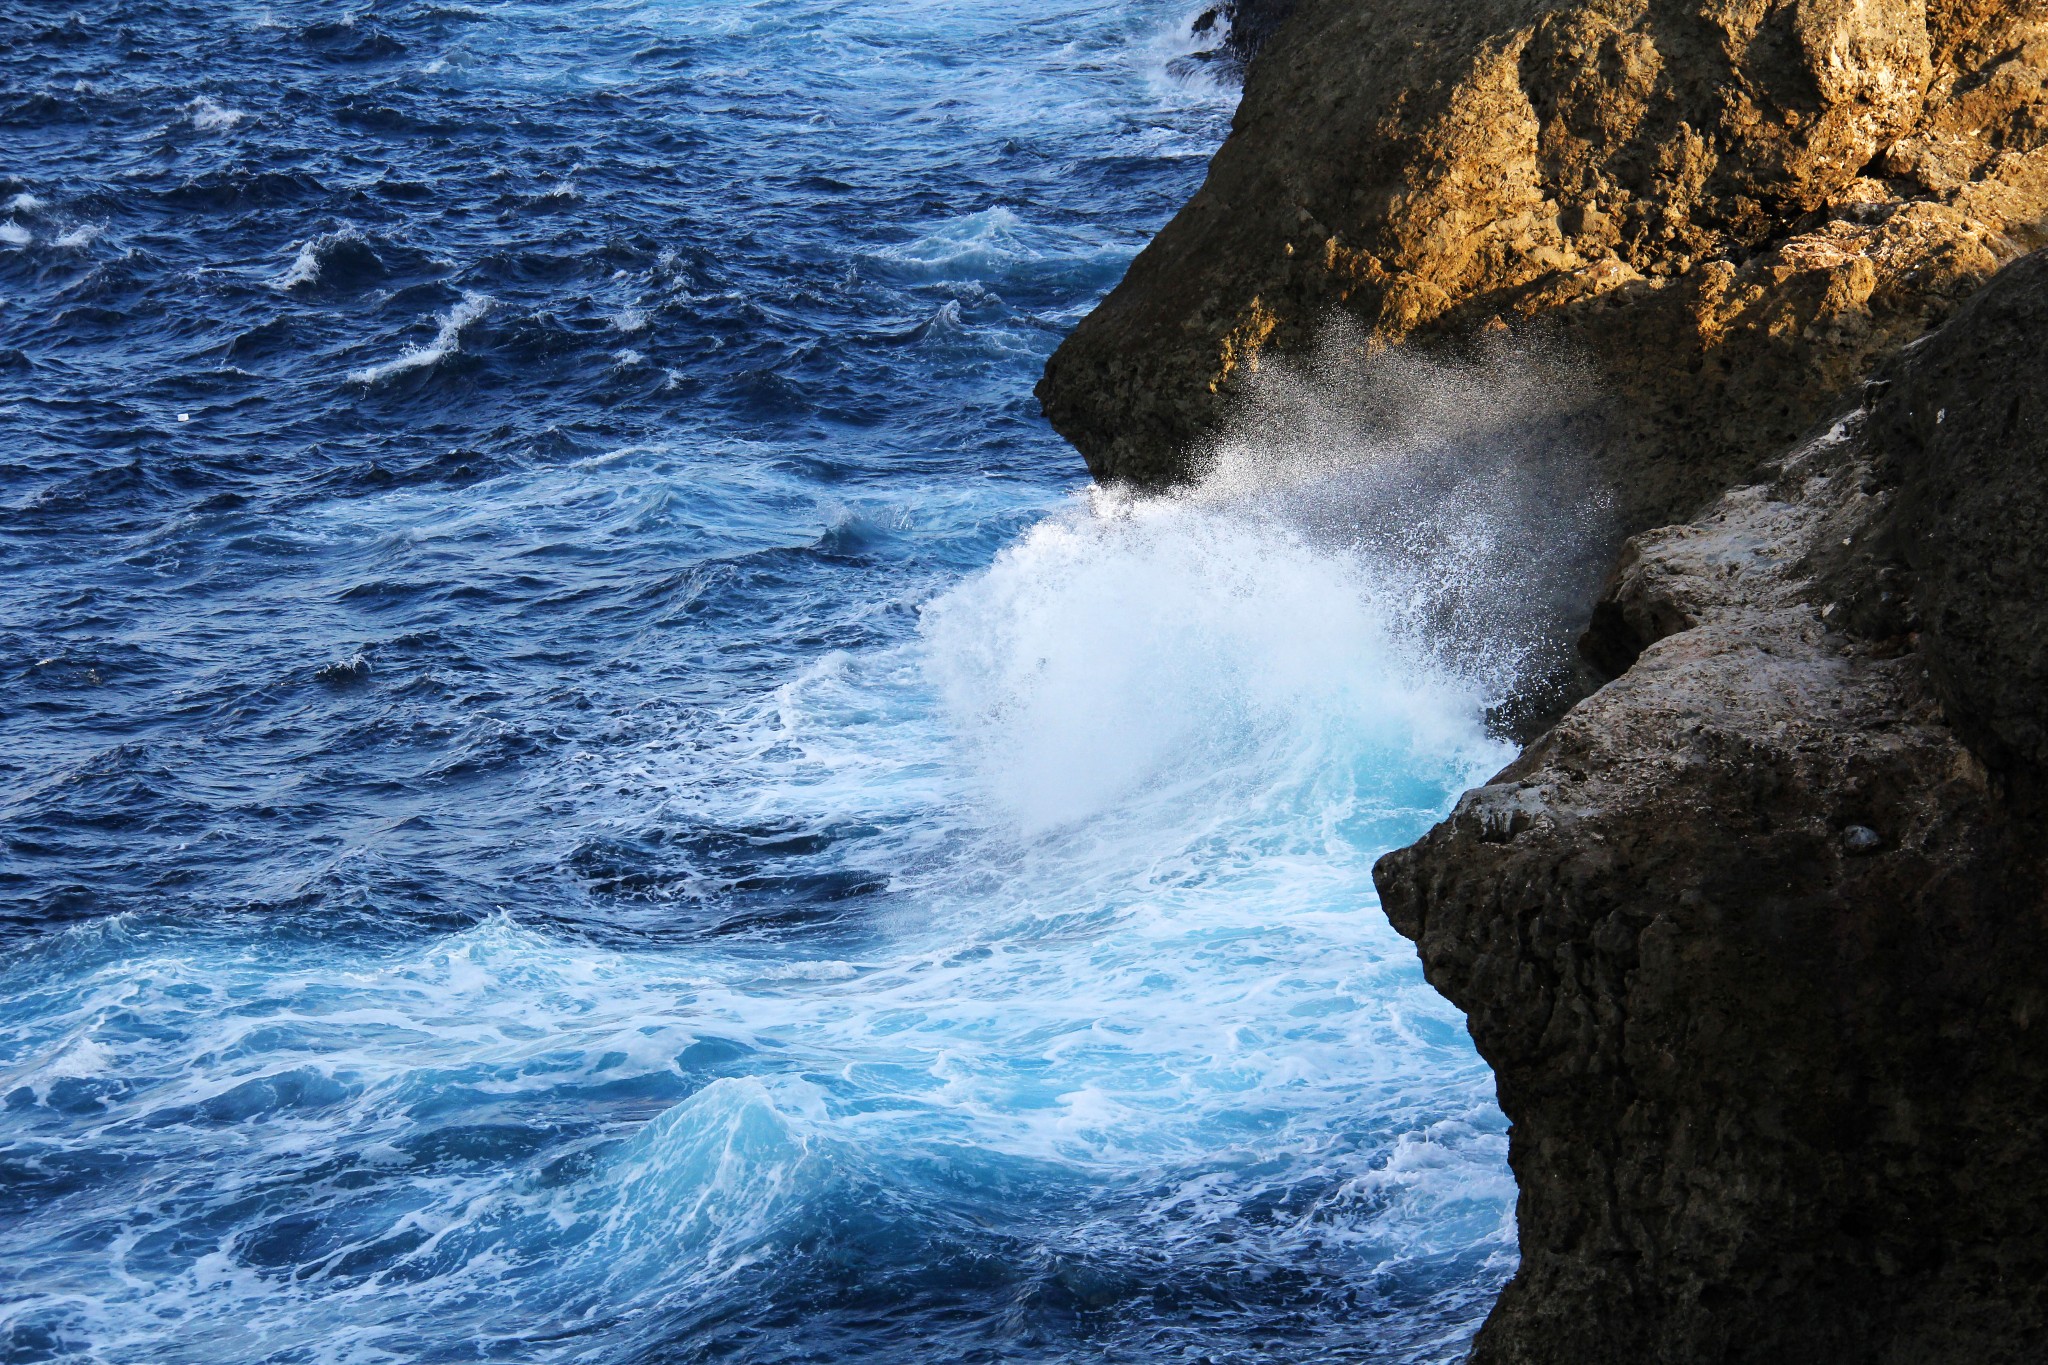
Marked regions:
[0,463,1524,1362]
[924,486,1503,833]
[0,0,1587,1359]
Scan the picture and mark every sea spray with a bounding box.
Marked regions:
[1196,321,1616,721]
[921,484,1504,833]
[0,0,1526,1360]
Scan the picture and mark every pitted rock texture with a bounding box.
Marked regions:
[1041,0,2048,530]
[1374,252,2048,1363]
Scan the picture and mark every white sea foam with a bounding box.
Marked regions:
[3,192,43,214]
[871,207,1131,319]
[878,206,1031,277]
[0,1029,112,1105]
[189,96,248,131]
[921,486,1500,832]
[1141,0,1237,98]
[0,222,29,248]
[54,223,102,249]
[273,227,365,289]
[347,291,491,384]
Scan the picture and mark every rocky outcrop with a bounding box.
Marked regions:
[1043,0,2048,1356]
[1044,0,2048,532]
[1373,250,2048,1363]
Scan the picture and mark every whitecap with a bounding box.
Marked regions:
[53,223,101,249]
[0,222,30,248]
[875,206,1029,279]
[870,206,1125,294]
[916,299,964,340]
[2,192,43,214]
[276,239,324,289]
[47,1034,111,1080]
[188,96,248,131]
[920,486,1506,833]
[611,306,649,334]
[273,227,362,290]
[348,292,492,384]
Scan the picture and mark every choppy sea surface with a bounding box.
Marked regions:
[0,3,1518,1361]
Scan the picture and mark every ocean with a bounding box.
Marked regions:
[0,3,1517,1360]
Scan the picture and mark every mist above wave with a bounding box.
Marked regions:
[923,322,1608,834]
[1195,322,1616,728]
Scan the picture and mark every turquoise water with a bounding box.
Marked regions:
[0,2,1517,1359]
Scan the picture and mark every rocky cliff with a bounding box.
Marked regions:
[1045,0,2048,531]
[1377,249,2048,1362]
[1042,0,2048,1358]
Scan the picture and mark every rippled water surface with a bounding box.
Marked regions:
[0,3,1516,1361]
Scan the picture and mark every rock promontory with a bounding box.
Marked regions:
[1045,0,2048,530]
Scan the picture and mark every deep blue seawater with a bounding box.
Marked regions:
[0,3,1518,1361]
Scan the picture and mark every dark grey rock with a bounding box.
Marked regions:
[1375,251,2048,1365]
[1867,249,2048,787]
[1213,0,1300,67]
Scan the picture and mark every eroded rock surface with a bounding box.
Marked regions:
[1043,0,2048,530]
[1848,254,2048,781]
[1374,250,2048,1363]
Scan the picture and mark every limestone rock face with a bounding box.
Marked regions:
[1042,0,2048,530]
[1373,252,2048,1363]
